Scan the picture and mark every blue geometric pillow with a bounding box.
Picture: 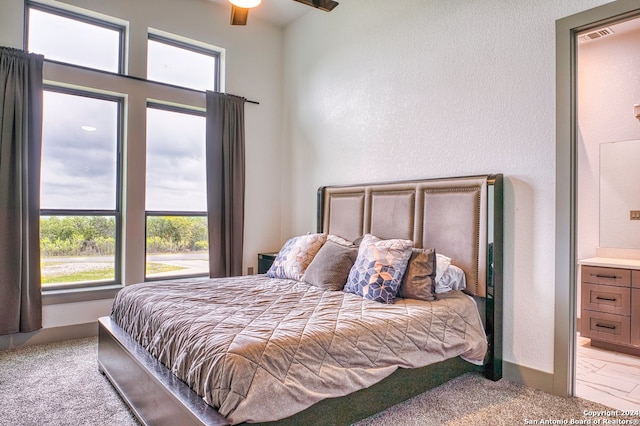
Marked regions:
[344,234,413,304]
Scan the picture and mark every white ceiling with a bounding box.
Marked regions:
[207,0,312,26]
[207,2,640,31]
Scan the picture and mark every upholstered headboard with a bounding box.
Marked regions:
[317,174,503,379]
[317,174,502,299]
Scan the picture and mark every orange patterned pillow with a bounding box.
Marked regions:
[266,233,327,280]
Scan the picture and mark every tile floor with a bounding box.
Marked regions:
[576,334,640,410]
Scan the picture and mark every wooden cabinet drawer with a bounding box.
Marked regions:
[582,266,631,287]
[581,283,630,315]
[633,270,640,289]
[581,310,630,345]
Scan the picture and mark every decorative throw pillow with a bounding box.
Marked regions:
[397,248,437,301]
[266,233,327,280]
[303,237,359,291]
[436,264,467,293]
[344,234,413,304]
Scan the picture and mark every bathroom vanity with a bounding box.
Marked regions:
[580,257,640,356]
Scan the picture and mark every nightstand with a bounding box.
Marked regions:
[258,252,278,274]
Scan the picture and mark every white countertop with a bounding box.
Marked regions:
[578,257,640,269]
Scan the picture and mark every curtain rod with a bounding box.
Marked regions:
[226,93,260,105]
[43,59,260,105]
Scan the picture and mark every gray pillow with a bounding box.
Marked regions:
[397,248,437,301]
[303,239,358,291]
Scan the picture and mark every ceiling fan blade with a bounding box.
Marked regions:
[293,0,339,12]
[230,5,249,25]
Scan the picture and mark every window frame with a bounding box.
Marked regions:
[40,85,124,291]
[144,102,209,281]
[26,1,126,74]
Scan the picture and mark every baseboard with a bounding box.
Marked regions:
[503,360,554,394]
[0,322,97,351]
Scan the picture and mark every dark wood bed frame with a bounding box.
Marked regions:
[98,174,503,425]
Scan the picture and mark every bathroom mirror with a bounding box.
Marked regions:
[600,139,640,249]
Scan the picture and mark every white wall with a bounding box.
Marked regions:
[0,0,284,334]
[281,0,614,377]
[577,24,640,260]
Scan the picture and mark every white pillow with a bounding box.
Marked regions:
[435,253,451,283]
[435,264,466,293]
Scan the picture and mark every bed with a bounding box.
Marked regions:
[98,174,503,425]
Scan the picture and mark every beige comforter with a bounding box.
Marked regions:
[111,275,487,424]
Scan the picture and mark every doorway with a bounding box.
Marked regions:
[575,15,640,409]
[555,0,640,405]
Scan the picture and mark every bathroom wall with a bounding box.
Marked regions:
[577,19,640,261]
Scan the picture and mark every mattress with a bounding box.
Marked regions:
[111,275,487,424]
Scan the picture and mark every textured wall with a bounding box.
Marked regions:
[282,0,613,375]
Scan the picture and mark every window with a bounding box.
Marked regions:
[40,89,122,288]
[27,3,124,73]
[145,105,209,279]
[29,2,224,293]
[147,34,219,91]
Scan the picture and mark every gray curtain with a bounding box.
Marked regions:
[0,47,44,335]
[205,91,246,278]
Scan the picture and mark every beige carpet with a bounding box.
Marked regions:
[0,337,618,426]
[356,372,619,426]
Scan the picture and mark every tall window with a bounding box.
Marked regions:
[28,2,223,292]
[145,105,209,279]
[27,3,125,73]
[40,89,122,288]
[147,34,219,91]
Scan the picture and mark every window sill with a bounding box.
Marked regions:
[42,284,123,305]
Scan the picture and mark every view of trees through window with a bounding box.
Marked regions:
[40,215,208,285]
[145,106,209,280]
[39,88,121,287]
[144,216,209,280]
[40,216,116,285]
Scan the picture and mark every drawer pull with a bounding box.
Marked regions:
[592,274,620,279]
[595,323,616,330]
[595,296,617,302]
